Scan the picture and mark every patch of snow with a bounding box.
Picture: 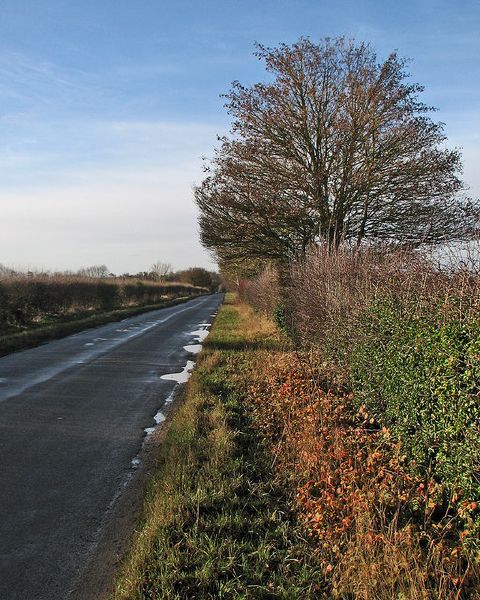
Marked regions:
[153,410,166,425]
[190,329,209,343]
[144,408,167,436]
[164,390,175,404]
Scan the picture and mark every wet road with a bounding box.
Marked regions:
[0,294,223,600]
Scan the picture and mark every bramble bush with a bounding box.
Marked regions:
[248,350,479,598]
[351,296,480,502]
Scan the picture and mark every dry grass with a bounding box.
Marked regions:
[111,299,325,599]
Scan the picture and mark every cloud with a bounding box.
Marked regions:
[0,164,213,274]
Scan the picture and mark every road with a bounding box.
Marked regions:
[0,294,223,600]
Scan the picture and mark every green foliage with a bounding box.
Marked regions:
[273,304,288,335]
[350,296,480,501]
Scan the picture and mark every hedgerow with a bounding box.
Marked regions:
[0,276,205,332]
[351,295,480,552]
[241,244,480,593]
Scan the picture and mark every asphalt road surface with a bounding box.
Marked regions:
[0,294,223,600]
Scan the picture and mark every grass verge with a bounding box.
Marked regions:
[111,296,325,599]
[0,295,206,357]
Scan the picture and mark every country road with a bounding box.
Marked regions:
[0,294,223,600]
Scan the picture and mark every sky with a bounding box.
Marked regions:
[0,0,478,274]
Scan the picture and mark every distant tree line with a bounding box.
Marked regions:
[0,263,222,292]
[122,264,222,291]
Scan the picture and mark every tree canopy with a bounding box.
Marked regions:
[195,37,478,267]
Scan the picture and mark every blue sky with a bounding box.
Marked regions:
[0,0,478,273]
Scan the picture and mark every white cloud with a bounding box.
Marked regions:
[0,165,213,274]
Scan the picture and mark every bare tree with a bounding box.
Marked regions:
[196,37,478,266]
[150,261,172,281]
[77,264,110,278]
[0,264,16,278]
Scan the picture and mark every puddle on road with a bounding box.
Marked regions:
[160,360,195,384]
[184,344,202,354]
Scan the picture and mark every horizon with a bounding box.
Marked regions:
[0,0,479,273]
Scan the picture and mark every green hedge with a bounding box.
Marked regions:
[350,296,480,501]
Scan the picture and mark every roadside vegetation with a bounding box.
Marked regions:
[114,286,480,598]
[0,269,214,355]
[187,36,480,599]
[242,247,480,598]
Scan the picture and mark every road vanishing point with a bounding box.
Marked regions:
[0,294,223,600]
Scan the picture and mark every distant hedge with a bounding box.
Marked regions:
[0,277,206,331]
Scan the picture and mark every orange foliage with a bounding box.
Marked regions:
[247,353,479,599]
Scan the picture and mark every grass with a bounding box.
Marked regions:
[111,295,326,599]
[0,295,205,356]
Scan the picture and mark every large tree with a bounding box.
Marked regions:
[195,38,477,265]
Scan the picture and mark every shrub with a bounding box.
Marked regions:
[351,295,480,505]
[242,244,480,558]
[248,351,479,598]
